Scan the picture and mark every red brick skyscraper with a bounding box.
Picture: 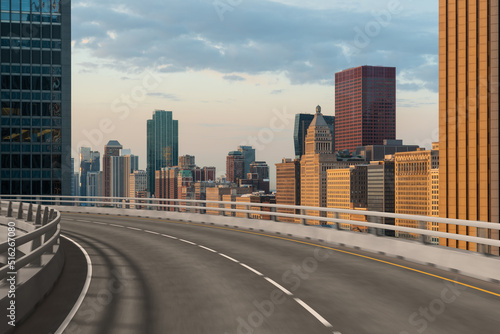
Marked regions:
[335,66,396,152]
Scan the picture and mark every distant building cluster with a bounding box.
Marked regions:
[72,140,145,203]
[275,66,441,245]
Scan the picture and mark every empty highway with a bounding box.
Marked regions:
[16,213,500,334]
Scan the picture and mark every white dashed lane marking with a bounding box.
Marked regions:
[198,245,217,253]
[78,219,338,331]
[240,263,264,276]
[264,277,293,296]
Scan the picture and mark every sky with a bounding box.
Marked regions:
[71,0,439,189]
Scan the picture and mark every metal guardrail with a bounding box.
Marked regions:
[0,195,499,253]
[0,200,61,281]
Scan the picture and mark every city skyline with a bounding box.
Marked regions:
[71,0,439,186]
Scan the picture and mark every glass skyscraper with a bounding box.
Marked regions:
[147,110,178,195]
[0,0,71,196]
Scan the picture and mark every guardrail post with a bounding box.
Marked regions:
[368,215,382,236]
[333,212,340,230]
[301,209,307,225]
[270,207,277,222]
[7,201,13,218]
[49,208,55,220]
[418,220,429,244]
[29,235,42,266]
[477,228,488,255]
[245,204,250,219]
[35,205,42,225]
[27,203,33,222]
[17,202,24,220]
[42,207,49,226]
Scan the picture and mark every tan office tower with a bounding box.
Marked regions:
[275,159,301,223]
[439,0,499,254]
[327,168,352,229]
[300,106,337,224]
[395,148,440,244]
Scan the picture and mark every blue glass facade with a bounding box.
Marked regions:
[0,0,71,195]
[147,110,178,195]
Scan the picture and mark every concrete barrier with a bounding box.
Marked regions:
[0,201,64,333]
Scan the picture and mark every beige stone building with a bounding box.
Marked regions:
[395,147,439,243]
[300,106,337,224]
[439,0,499,254]
[327,168,352,229]
[275,158,301,223]
[327,167,369,231]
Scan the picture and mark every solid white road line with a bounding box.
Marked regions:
[293,298,333,328]
[240,263,264,276]
[55,235,93,334]
[264,277,293,296]
[199,245,217,253]
[179,239,197,245]
[219,253,239,263]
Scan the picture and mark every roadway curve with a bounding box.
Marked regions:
[17,213,500,334]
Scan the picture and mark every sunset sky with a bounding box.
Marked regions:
[71,0,438,188]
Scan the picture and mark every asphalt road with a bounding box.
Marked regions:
[17,213,500,334]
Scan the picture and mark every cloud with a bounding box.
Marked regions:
[223,74,246,82]
[146,92,181,101]
[271,89,283,95]
[72,0,438,88]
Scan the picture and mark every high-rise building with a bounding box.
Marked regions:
[294,112,335,158]
[250,161,269,180]
[103,140,122,197]
[110,155,130,198]
[72,171,80,197]
[129,170,147,198]
[238,146,255,175]
[90,151,100,172]
[147,110,179,195]
[202,167,216,182]
[86,171,102,198]
[300,106,337,223]
[335,66,396,152]
[155,167,179,211]
[327,168,353,228]
[439,0,499,254]
[275,158,300,223]
[79,147,91,197]
[122,154,138,173]
[355,140,420,162]
[226,151,245,183]
[327,166,370,231]
[367,160,396,236]
[0,0,71,196]
[395,147,439,244]
[179,155,196,170]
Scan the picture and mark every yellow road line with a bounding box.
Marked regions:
[64,212,500,298]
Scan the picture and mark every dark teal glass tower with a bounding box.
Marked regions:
[0,0,71,195]
[147,110,178,195]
